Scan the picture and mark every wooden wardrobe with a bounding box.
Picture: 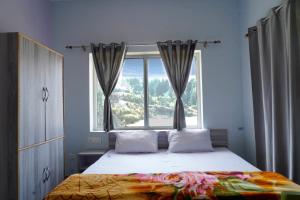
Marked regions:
[0,33,64,200]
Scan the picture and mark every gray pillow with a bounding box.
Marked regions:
[115,130,158,153]
[168,129,214,153]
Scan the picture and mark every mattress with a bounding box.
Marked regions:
[83,148,259,174]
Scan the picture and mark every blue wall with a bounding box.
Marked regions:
[0,0,51,46]
[239,0,282,165]
[51,0,246,175]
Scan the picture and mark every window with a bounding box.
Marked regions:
[89,51,203,131]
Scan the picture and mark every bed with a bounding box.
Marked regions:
[83,148,259,174]
[45,129,300,200]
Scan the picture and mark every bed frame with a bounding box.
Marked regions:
[108,129,228,149]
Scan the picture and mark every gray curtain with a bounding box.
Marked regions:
[249,0,300,183]
[91,42,127,132]
[248,27,267,171]
[157,40,197,130]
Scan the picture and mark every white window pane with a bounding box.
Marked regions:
[89,54,104,131]
[182,58,198,128]
[94,77,104,130]
[148,58,175,127]
[111,59,144,128]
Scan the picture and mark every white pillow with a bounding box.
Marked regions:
[115,131,158,153]
[168,129,213,153]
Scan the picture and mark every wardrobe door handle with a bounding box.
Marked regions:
[46,167,51,181]
[46,167,48,181]
[42,168,46,183]
[42,87,46,102]
[45,87,49,102]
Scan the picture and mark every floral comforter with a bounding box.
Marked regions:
[45,171,300,200]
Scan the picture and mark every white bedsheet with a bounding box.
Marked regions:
[83,148,259,174]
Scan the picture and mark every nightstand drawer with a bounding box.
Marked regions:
[77,150,106,173]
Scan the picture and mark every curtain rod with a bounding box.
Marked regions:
[245,0,286,38]
[65,40,221,51]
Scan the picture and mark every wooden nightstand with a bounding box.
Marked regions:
[77,150,107,173]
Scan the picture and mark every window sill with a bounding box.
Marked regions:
[90,129,173,133]
[90,127,203,134]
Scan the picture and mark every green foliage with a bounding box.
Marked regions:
[182,78,197,107]
[112,101,143,127]
[95,88,104,130]
[97,77,198,128]
[127,78,143,93]
[156,79,170,96]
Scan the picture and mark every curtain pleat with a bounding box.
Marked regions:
[248,27,267,171]
[157,40,197,130]
[91,42,127,132]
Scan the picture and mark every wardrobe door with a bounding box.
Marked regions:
[19,36,46,148]
[47,139,64,193]
[46,52,63,140]
[19,148,41,200]
[38,143,50,199]
[19,143,50,200]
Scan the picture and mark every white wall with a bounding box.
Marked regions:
[51,0,246,175]
[0,0,52,46]
[239,0,282,165]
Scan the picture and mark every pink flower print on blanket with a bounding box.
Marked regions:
[135,172,218,196]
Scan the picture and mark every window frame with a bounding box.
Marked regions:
[89,51,203,131]
[89,54,100,131]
